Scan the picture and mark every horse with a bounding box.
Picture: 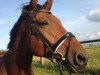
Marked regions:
[0,0,88,75]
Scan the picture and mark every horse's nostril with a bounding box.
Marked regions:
[78,53,86,61]
[75,53,86,66]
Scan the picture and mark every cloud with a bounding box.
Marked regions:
[86,9,100,22]
[0,21,5,25]
[90,32,100,40]
[90,33,100,40]
[80,32,100,41]
[97,32,100,36]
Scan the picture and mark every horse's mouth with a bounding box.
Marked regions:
[66,62,87,73]
[62,60,87,73]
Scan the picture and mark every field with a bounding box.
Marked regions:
[32,47,100,75]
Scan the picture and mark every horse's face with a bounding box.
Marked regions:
[29,0,88,73]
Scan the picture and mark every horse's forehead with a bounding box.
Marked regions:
[36,12,61,22]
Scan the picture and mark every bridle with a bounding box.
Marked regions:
[23,7,75,74]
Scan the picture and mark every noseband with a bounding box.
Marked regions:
[24,8,75,73]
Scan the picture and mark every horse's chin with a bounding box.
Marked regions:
[45,53,87,73]
[62,61,87,73]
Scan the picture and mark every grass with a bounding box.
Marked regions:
[32,60,70,75]
[83,47,100,75]
[32,47,100,75]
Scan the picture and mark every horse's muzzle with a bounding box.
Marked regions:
[64,52,88,73]
[75,53,87,66]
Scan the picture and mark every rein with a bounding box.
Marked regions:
[25,9,75,75]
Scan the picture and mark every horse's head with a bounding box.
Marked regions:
[22,0,88,73]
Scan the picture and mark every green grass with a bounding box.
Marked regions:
[83,47,100,75]
[32,61,70,75]
[32,47,100,75]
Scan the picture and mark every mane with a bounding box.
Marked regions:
[7,4,43,50]
[7,16,23,49]
[7,5,29,50]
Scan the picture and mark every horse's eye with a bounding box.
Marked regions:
[39,20,48,26]
[42,20,48,25]
[37,20,48,27]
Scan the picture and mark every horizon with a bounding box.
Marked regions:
[0,0,100,50]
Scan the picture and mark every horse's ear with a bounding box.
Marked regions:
[42,0,53,11]
[30,0,38,10]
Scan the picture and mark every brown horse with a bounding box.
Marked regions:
[0,0,88,75]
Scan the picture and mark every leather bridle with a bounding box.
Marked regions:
[24,8,75,74]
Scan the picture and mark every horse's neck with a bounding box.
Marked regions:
[3,20,34,75]
[3,49,33,75]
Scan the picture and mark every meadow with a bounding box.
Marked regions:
[32,47,100,75]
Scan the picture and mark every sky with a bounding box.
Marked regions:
[0,0,100,50]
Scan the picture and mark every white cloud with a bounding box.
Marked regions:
[80,32,100,41]
[97,32,100,36]
[80,31,100,42]
[90,35,97,39]
[86,9,100,22]
[0,21,5,25]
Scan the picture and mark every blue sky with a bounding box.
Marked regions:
[0,0,100,50]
